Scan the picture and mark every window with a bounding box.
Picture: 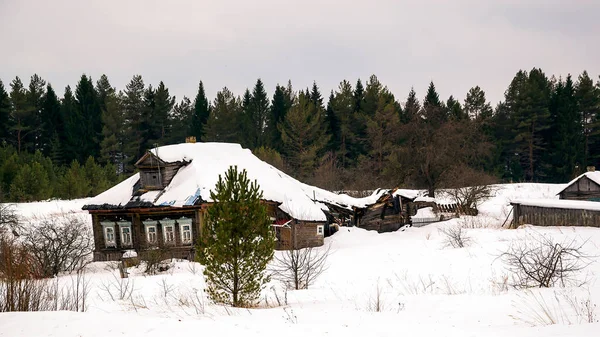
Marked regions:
[317,225,324,236]
[161,219,176,245]
[101,221,116,247]
[143,220,158,245]
[118,221,132,247]
[179,217,193,245]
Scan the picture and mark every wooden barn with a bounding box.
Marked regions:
[558,170,600,201]
[510,199,600,228]
[352,189,419,233]
[83,142,328,261]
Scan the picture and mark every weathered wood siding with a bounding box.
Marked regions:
[275,222,325,250]
[512,204,600,228]
[559,176,600,201]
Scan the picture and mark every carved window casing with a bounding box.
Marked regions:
[143,220,158,245]
[101,221,116,247]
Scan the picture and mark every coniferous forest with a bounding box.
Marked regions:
[0,68,599,201]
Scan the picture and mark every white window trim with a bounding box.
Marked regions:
[117,221,132,247]
[317,225,324,236]
[178,217,193,245]
[101,221,116,247]
[161,219,176,245]
[143,220,158,245]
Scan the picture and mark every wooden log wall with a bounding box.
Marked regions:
[513,204,600,228]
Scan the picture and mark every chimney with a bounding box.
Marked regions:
[185,136,197,143]
[587,166,595,172]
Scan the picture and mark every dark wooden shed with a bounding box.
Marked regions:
[558,171,600,201]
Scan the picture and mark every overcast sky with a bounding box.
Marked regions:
[1,0,599,106]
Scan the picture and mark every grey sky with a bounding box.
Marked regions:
[1,0,599,106]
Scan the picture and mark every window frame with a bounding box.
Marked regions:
[101,221,116,247]
[143,220,158,245]
[178,217,193,245]
[161,219,176,245]
[317,225,324,236]
[117,221,133,247]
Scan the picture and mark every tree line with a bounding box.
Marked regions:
[0,68,599,201]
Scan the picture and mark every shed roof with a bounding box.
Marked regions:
[557,171,600,195]
[511,198,600,212]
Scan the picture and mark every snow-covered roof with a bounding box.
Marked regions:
[558,171,600,195]
[511,198,600,211]
[414,196,436,203]
[86,143,331,221]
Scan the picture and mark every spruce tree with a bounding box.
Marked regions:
[268,84,292,151]
[122,75,145,172]
[60,86,80,165]
[198,166,274,307]
[100,92,126,171]
[75,74,102,161]
[25,74,46,153]
[278,92,330,178]
[95,74,115,113]
[58,160,91,199]
[354,79,364,113]
[239,89,253,148]
[203,87,243,143]
[9,161,51,201]
[309,81,324,110]
[169,96,194,144]
[446,95,466,121]
[0,80,11,144]
[244,79,270,148]
[39,84,62,158]
[153,81,175,142]
[324,91,340,153]
[423,81,446,126]
[402,87,421,123]
[330,80,359,167]
[191,81,210,141]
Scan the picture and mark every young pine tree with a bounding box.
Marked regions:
[198,166,275,307]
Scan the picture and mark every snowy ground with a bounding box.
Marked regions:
[2,183,600,337]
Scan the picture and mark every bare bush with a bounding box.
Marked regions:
[271,244,330,290]
[1,238,89,312]
[99,272,135,301]
[439,225,472,248]
[367,282,385,312]
[23,214,93,277]
[499,234,593,289]
[442,165,497,215]
[142,246,172,275]
[0,203,20,236]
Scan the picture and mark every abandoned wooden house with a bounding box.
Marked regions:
[83,142,328,261]
[557,170,600,201]
[352,189,419,233]
[510,199,600,228]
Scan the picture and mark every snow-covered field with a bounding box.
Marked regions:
[2,183,600,337]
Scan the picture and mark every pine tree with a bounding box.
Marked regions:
[548,75,581,182]
[58,160,91,199]
[84,156,112,196]
[0,80,11,144]
[169,96,194,144]
[9,77,30,153]
[198,166,274,307]
[191,81,210,141]
[575,71,600,167]
[464,86,492,120]
[278,92,330,178]
[9,161,51,201]
[511,68,552,181]
[330,81,358,167]
[39,84,62,157]
[203,87,243,143]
